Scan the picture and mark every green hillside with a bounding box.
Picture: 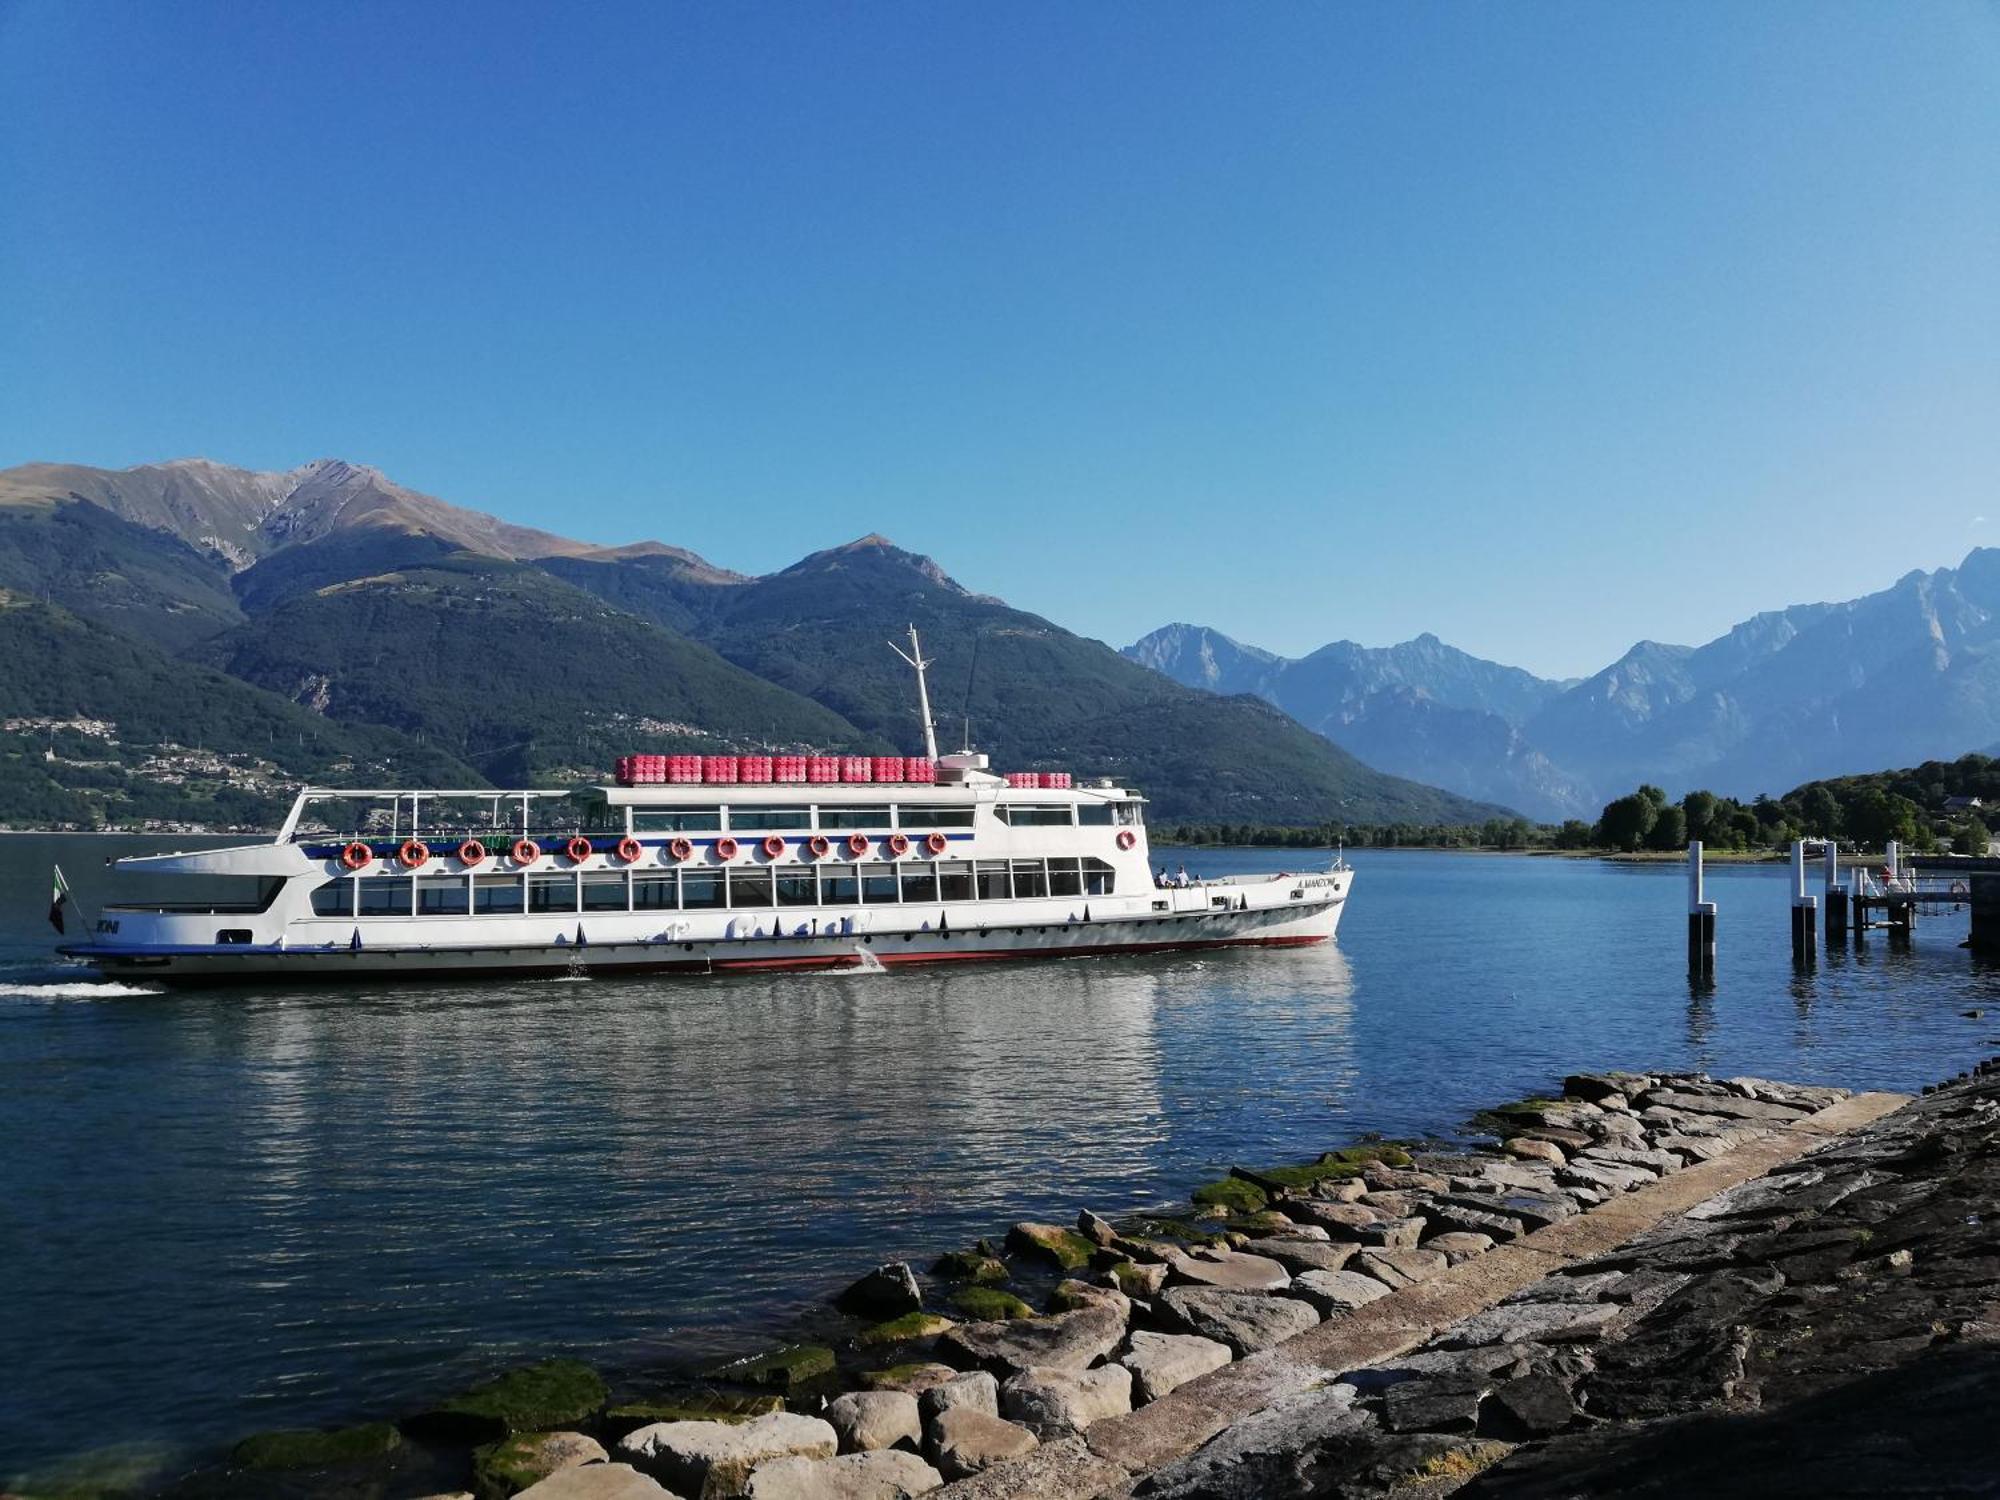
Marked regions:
[554,536,1508,825]
[200,555,881,785]
[0,591,475,828]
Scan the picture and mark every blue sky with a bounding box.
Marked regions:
[2,2,1995,678]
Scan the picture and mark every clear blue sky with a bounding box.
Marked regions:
[3,2,1995,678]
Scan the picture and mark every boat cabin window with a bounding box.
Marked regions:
[860,862,899,903]
[938,861,974,902]
[311,880,354,917]
[357,876,413,917]
[918,806,976,828]
[816,806,891,831]
[1012,859,1050,898]
[727,869,774,907]
[727,806,812,832]
[680,870,725,910]
[998,804,1075,827]
[475,875,525,915]
[1077,803,1115,826]
[776,871,817,907]
[976,860,1010,900]
[1083,858,1115,896]
[1114,802,1143,826]
[899,864,940,903]
[633,807,723,833]
[528,873,577,913]
[417,876,471,916]
[1048,858,1084,897]
[582,872,629,911]
[819,863,860,904]
[633,872,678,911]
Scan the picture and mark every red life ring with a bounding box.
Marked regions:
[808,834,832,859]
[397,838,430,870]
[715,836,740,860]
[615,836,643,864]
[887,833,911,858]
[512,837,541,865]
[924,831,949,855]
[761,834,786,860]
[845,832,870,857]
[565,836,593,864]
[1116,829,1137,851]
[669,837,694,862]
[339,841,373,871]
[457,839,487,868]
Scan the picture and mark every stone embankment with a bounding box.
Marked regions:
[139,1065,1987,1500]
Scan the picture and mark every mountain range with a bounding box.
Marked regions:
[0,458,1505,829]
[1126,552,2000,820]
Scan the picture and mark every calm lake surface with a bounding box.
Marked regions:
[4,834,1997,1487]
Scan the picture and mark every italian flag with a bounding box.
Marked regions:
[48,865,70,934]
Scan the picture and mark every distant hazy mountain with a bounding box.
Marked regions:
[0,458,1504,828]
[1126,624,1587,818]
[1127,551,2000,818]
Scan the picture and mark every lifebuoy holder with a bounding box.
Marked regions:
[565,835,593,864]
[512,837,541,865]
[924,831,949,855]
[761,834,786,860]
[845,833,870,858]
[1116,829,1137,851]
[715,836,741,860]
[807,834,832,859]
[615,836,643,864]
[339,841,373,872]
[669,837,695,862]
[887,833,911,858]
[457,839,488,868]
[397,838,430,870]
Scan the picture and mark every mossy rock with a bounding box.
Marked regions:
[413,1359,608,1442]
[1005,1222,1096,1270]
[231,1422,401,1470]
[859,1361,959,1393]
[710,1343,837,1390]
[950,1286,1036,1321]
[931,1249,1010,1283]
[1109,1260,1167,1296]
[1231,1144,1415,1197]
[857,1311,957,1346]
[472,1431,605,1500]
[1190,1177,1268,1214]
[1115,1216,1225,1247]
[601,1392,782,1438]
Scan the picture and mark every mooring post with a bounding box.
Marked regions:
[1687,841,1716,974]
[1790,840,1817,964]
[1822,839,1847,945]
[1884,839,1912,934]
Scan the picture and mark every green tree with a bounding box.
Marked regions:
[1645,804,1688,851]
[1596,791,1659,853]
[1799,785,1844,838]
[1845,788,1923,851]
[1553,819,1594,849]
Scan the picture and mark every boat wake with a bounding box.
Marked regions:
[846,946,888,975]
[0,979,165,1000]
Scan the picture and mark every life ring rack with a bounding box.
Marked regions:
[887,833,911,858]
[924,831,949,855]
[807,834,832,859]
[715,836,741,860]
[565,835,593,864]
[845,832,870,858]
[761,834,787,860]
[457,838,488,868]
[338,841,373,872]
[668,837,695,862]
[511,837,541,865]
[1116,829,1138,851]
[397,838,430,870]
[615,836,643,864]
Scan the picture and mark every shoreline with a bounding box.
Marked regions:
[40,1061,1973,1500]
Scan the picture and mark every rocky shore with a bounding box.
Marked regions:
[74,1060,1993,1500]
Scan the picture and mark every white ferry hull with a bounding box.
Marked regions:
[71,878,1348,983]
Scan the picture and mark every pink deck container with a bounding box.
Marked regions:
[841,755,874,782]
[703,755,741,784]
[668,755,704,784]
[872,756,906,783]
[738,755,774,784]
[808,757,842,784]
[773,755,808,783]
[903,758,937,784]
[1038,771,1072,789]
[1004,771,1038,788]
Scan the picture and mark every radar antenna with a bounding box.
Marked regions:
[888,624,940,762]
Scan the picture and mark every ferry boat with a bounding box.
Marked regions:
[56,634,1352,982]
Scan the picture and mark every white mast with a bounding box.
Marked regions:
[888,624,940,762]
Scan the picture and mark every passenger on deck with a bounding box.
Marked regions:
[1175,865,1191,887]
[1156,867,1170,888]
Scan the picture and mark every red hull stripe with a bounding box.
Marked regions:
[706,933,1328,972]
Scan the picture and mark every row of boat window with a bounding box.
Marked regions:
[628,803,1137,832]
[309,857,1120,918]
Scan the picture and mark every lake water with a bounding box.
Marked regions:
[4,835,1997,1489]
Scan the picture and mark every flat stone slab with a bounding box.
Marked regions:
[1253,1239,1356,1276]
[1161,1248,1290,1293]
[1121,1331,1233,1404]
[744,1451,943,1499]
[620,1413,838,1499]
[518,1465,679,1500]
[926,1407,1037,1480]
[940,1306,1125,1376]
[930,1436,1128,1499]
[1353,1247,1449,1290]
[1287,1269,1393,1317]
[1001,1365,1133,1435]
[1157,1287,1321,1355]
[1435,1298,1623,1349]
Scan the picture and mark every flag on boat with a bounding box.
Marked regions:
[48,865,71,934]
